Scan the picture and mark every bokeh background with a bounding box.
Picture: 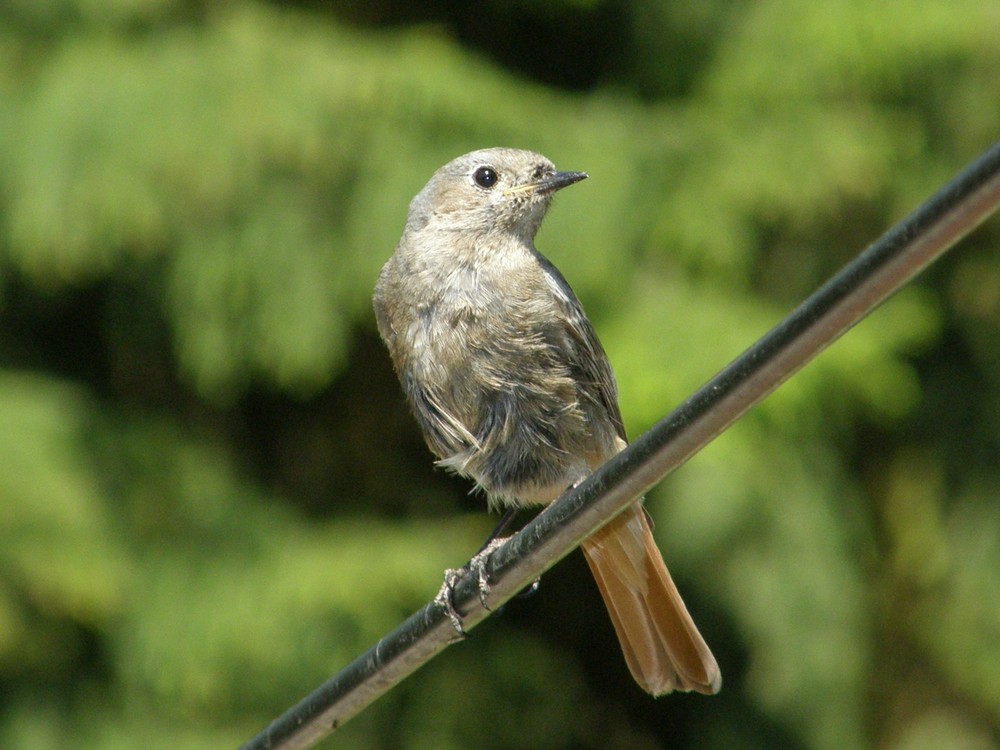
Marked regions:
[2,1,999,748]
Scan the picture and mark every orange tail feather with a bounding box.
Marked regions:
[581,503,721,696]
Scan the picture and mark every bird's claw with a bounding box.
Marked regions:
[434,567,468,636]
[434,537,509,635]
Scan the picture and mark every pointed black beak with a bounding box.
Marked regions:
[535,170,588,194]
[505,170,588,197]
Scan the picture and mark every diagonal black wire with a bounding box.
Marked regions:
[240,138,1000,750]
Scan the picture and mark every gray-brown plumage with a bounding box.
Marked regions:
[373,147,720,696]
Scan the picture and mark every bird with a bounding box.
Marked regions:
[373,147,720,696]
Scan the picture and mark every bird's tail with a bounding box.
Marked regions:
[580,503,721,696]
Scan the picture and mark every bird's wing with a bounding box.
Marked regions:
[538,256,628,444]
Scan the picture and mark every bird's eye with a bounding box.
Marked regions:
[473,166,499,189]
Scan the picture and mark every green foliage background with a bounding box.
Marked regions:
[1,1,999,748]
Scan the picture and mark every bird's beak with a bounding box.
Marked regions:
[504,171,588,196]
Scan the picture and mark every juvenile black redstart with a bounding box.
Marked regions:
[373,147,720,695]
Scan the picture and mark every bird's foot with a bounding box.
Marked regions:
[434,537,510,635]
[434,567,468,636]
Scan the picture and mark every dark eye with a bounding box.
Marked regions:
[473,166,499,189]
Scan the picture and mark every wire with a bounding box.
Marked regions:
[239,138,1000,750]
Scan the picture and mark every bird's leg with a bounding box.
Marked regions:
[477,506,543,602]
[434,538,505,635]
[435,507,525,634]
[434,567,468,636]
[477,506,520,552]
[467,536,508,609]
